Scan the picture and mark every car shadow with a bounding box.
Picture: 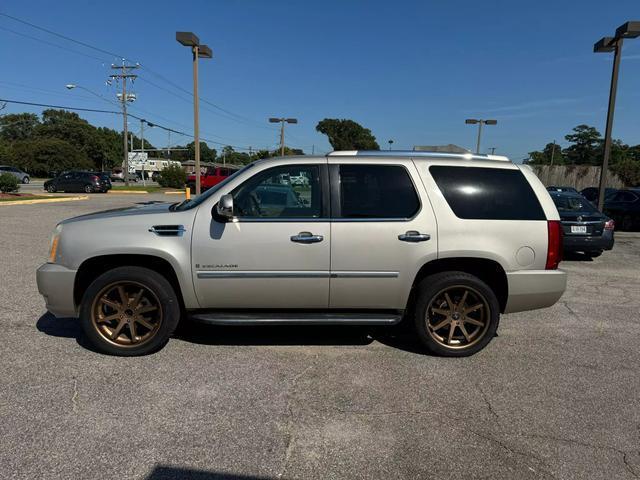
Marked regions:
[175,319,426,353]
[36,313,102,353]
[36,312,428,355]
[562,251,595,262]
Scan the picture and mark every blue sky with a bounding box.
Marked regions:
[1,0,639,160]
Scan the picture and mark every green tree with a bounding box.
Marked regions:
[9,137,93,177]
[187,141,217,163]
[316,118,379,150]
[0,113,40,142]
[0,172,19,193]
[157,164,186,189]
[611,158,640,187]
[528,142,565,165]
[564,125,602,165]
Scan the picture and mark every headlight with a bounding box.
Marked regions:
[48,224,63,263]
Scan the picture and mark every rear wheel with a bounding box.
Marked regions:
[414,272,499,357]
[22,176,30,184]
[84,184,94,193]
[586,250,602,258]
[79,266,181,356]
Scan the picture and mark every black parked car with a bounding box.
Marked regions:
[547,186,578,194]
[579,187,618,203]
[549,191,614,257]
[44,171,111,193]
[603,188,640,231]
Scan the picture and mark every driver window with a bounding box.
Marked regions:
[232,165,321,219]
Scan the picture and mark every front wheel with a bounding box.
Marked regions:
[79,266,181,356]
[22,176,30,184]
[84,184,94,193]
[414,272,500,357]
[46,184,56,193]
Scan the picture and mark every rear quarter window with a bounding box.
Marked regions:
[429,166,545,220]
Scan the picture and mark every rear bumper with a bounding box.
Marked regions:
[504,270,567,314]
[36,263,77,318]
[563,231,614,251]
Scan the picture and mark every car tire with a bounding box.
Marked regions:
[22,176,30,184]
[79,266,181,356]
[84,184,94,193]
[413,271,500,357]
[46,184,56,193]
[587,250,603,258]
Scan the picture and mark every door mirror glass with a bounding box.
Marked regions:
[216,193,234,220]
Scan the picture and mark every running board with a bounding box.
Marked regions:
[189,311,403,326]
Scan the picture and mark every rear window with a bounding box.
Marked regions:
[339,164,420,219]
[551,194,598,213]
[429,166,545,220]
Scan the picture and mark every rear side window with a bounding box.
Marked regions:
[339,164,420,219]
[430,166,545,220]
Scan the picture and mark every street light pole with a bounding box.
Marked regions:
[593,21,640,210]
[177,32,212,196]
[269,117,298,157]
[465,119,497,154]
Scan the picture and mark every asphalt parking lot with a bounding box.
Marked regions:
[1,194,639,480]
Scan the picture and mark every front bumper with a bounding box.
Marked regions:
[563,231,614,251]
[36,263,77,318]
[504,269,567,314]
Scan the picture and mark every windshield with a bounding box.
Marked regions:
[552,194,599,214]
[173,163,254,211]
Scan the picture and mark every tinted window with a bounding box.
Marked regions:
[338,165,420,219]
[430,166,545,220]
[232,165,322,219]
[551,194,598,213]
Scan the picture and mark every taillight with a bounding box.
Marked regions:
[546,220,563,270]
[604,219,615,230]
[91,175,99,182]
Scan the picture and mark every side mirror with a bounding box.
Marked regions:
[215,193,234,220]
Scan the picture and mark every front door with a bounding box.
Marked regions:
[327,160,438,310]
[192,162,331,309]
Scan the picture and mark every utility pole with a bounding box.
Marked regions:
[269,117,298,156]
[550,140,556,166]
[110,61,138,186]
[167,130,171,158]
[140,119,146,186]
[312,145,315,155]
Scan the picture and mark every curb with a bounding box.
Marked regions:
[0,195,89,206]
[164,191,185,195]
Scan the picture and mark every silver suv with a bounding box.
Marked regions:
[37,151,566,357]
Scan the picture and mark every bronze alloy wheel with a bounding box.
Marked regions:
[426,285,490,350]
[90,281,163,347]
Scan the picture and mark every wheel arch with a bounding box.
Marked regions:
[74,254,186,311]
[408,257,508,313]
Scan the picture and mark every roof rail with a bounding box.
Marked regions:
[327,150,511,162]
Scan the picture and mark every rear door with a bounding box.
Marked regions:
[328,160,438,310]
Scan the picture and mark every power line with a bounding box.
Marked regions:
[0,25,108,62]
[0,12,125,60]
[0,13,278,133]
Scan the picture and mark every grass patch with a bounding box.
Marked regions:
[0,195,61,202]
[110,185,167,193]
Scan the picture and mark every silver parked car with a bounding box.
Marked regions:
[0,165,30,184]
[37,151,567,357]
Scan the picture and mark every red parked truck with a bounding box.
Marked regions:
[186,165,239,192]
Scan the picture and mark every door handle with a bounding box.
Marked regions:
[291,231,324,244]
[398,230,431,242]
